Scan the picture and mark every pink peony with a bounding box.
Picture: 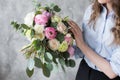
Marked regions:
[67,46,75,57]
[45,27,57,39]
[34,11,50,26]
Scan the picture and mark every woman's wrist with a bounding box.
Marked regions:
[77,40,87,50]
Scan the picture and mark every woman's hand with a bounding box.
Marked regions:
[68,20,85,47]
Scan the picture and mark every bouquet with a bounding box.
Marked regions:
[11,1,75,78]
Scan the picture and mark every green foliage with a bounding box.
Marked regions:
[30,29,35,38]
[53,5,61,12]
[21,24,30,29]
[34,57,43,68]
[46,63,53,71]
[26,68,34,77]
[65,59,76,67]
[56,32,65,43]
[32,39,42,50]
[44,52,53,63]
[50,22,58,28]
[68,59,76,67]
[42,63,51,77]
[11,21,20,30]
[58,57,65,66]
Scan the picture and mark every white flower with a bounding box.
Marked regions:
[24,12,35,27]
[34,33,45,41]
[48,39,60,51]
[57,22,67,34]
[66,33,71,37]
[34,24,44,34]
[51,15,62,22]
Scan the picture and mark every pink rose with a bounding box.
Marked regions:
[67,46,75,57]
[64,33,73,45]
[34,11,50,26]
[45,27,57,39]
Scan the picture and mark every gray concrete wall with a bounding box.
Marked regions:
[0,0,90,80]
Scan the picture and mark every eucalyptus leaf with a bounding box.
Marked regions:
[56,33,65,43]
[50,22,58,28]
[11,21,20,30]
[53,5,61,12]
[44,52,52,63]
[69,59,76,67]
[37,45,42,57]
[34,57,43,68]
[21,24,30,29]
[27,58,35,71]
[30,29,35,38]
[46,52,53,60]
[59,57,65,66]
[26,68,34,77]
[62,52,70,59]
[50,3,55,8]
[42,63,50,77]
[46,63,53,71]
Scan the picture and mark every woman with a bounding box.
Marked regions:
[68,0,120,80]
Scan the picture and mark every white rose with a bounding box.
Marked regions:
[48,39,60,51]
[34,24,44,34]
[24,12,35,27]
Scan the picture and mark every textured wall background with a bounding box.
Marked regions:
[0,0,90,80]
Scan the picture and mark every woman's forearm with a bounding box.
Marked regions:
[78,42,117,79]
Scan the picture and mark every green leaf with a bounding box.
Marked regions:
[34,57,43,68]
[30,29,35,38]
[50,22,58,28]
[44,52,52,63]
[27,58,35,71]
[53,57,58,64]
[50,3,55,8]
[26,68,34,77]
[63,16,69,21]
[42,63,50,77]
[11,21,20,30]
[37,45,42,56]
[35,11,42,15]
[68,59,76,67]
[62,52,70,59]
[46,63,53,71]
[53,5,61,12]
[65,59,69,67]
[56,33,65,43]
[46,52,53,60]
[21,24,30,29]
[59,57,65,66]
[32,39,41,50]
[25,52,32,59]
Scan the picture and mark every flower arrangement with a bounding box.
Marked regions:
[11,1,75,78]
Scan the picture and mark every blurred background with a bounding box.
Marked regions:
[0,0,90,80]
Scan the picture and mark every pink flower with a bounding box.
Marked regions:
[34,11,50,26]
[67,46,75,57]
[45,27,57,39]
[64,33,73,45]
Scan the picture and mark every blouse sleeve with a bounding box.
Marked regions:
[73,4,93,59]
[110,46,120,76]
